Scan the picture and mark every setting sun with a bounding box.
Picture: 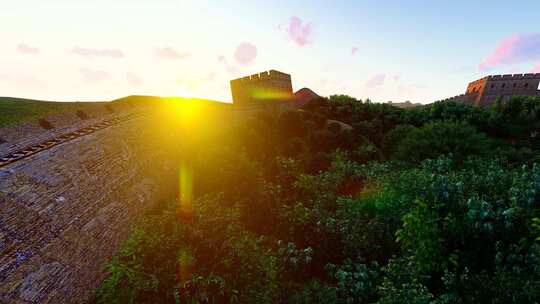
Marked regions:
[176,85,195,99]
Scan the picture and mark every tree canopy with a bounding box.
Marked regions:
[94,95,540,303]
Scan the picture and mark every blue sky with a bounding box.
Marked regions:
[1,0,540,103]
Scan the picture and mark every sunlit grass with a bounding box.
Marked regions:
[0,97,108,127]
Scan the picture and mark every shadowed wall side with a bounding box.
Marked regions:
[0,114,178,303]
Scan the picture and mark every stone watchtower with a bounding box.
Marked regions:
[230,70,293,105]
[463,73,540,107]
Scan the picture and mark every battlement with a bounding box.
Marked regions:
[486,73,540,81]
[231,70,291,87]
[457,73,540,107]
[438,93,476,105]
[230,70,293,105]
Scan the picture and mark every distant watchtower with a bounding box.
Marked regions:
[230,70,293,105]
[462,73,540,107]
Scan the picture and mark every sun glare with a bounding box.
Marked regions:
[177,85,195,98]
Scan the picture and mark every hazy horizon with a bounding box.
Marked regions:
[2,0,540,103]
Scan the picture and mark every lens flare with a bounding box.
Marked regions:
[178,161,194,220]
[250,88,292,100]
[176,247,194,284]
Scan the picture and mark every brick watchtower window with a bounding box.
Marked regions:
[525,83,529,89]
[502,84,506,88]
[513,83,517,88]
[491,84,495,89]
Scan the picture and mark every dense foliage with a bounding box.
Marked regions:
[94,96,540,303]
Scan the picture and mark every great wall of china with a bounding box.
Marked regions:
[6,69,536,302]
[0,102,181,303]
[0,89,318,303]
[230,70,294,105]
[440,73,540,106]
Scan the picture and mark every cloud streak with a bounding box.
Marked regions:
[155,47,190,60]
[17,43,40,55]
[478,33,540,70]
[217,55,237,74]
[79,68,110,83]
[282,16,313,47]
[365,74,386,88]
[71,47,124,59]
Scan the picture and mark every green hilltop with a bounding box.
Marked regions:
[0,97,108,128]
[0,95,230,128]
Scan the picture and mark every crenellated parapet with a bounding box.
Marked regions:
[487,73,540,81]
[457,73,540,107]
[231,70,291,86]
[230,70,293,105]
[438,93,477,105]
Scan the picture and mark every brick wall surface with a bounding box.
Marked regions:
[0,114,177,303]
[462,73,540,107]
[0,104,119,156]
[0,98,307,303]
[230,70,293,105]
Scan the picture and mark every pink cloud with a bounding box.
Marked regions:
[17,43,39,55]
[155,47,190,60]
[126,72,142,86]
[234,42,257,65]
[79,68,110,83]
[365,74,386,88]
[282,16,313,47]
[71,47,124,59]
[478,33,540,71]
[351,47,358,55]
[531,62,540,73]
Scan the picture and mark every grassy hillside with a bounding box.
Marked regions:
[0,97,107,128]
[0,95,231,128]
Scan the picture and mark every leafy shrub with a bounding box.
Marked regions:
[94,197,281,304]
[95,96,540,304]
[389,121,494,163]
